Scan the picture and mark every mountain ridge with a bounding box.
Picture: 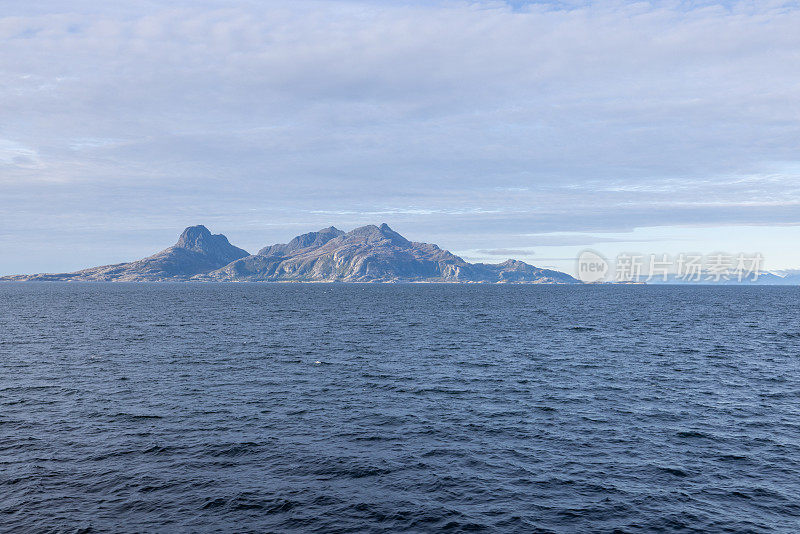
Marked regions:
[1,224,580,284]
[1,225,249,282]
[199,223,577,283]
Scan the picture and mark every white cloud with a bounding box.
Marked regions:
[1,0,800,272]
[0,139,41,168]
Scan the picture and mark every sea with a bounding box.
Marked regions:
[1,283,799,533]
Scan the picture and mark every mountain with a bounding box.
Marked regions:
[200,223,579,283]
[1,223,579,283]
[767,270,800,285]
[257,226,345,257]
[1,225,249,282]
[642,271,794,285]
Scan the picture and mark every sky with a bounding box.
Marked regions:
[2,0,800,276]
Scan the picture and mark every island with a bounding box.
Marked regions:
[0,224,580,284]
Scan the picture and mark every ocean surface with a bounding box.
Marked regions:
[1,283,799,533]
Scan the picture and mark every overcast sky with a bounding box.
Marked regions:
[2,0,799,275]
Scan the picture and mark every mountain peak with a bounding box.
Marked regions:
[173,225,249,264]
[258,226,344,256]
[346,223,410,246]
[497,259,526,268]
[0,225,250,281]
[176,225,213,250]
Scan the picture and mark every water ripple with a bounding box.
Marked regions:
[1,283,799,532]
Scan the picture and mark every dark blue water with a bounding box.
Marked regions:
[1,284,799,533]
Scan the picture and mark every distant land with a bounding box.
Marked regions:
[643,272,800,285]
[0,224,579,284]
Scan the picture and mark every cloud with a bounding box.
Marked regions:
[1,0,800,272]
[475,248,534,256]
[0,139,41,168]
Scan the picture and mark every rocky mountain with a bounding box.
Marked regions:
[1,225,249,282]
[200,223,579,283]
[1,223,579,283]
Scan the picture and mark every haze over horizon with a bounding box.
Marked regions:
[2,0,800,276]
